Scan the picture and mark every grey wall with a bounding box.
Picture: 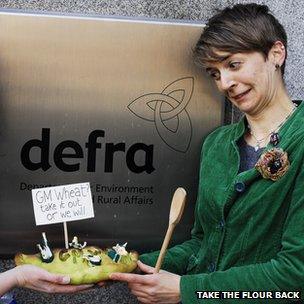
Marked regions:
[0,1,303,303]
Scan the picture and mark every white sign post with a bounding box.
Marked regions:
[32,182,94,249]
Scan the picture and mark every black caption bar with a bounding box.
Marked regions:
[196,291,301,300]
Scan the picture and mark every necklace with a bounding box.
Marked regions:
[248,105,297,152]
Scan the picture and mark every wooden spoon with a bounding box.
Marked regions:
[154,187,187,273]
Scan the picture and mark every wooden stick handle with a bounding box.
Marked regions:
[154,224,175,273]
[63,222,69,249]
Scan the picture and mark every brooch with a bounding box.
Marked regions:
[255,148,290,181]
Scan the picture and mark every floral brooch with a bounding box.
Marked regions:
[255,148,290,181]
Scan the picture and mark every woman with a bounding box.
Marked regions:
[109,3,304,303]
[0,265,92,296]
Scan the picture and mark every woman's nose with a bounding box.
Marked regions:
[218,72,236,92]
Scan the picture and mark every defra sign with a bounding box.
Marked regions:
[32,183,94,225]
[21,128,155,173]
[0,11,223,255]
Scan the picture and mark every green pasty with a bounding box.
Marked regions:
[15,246,138,285]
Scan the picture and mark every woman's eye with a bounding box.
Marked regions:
[208,71,220,80]
[229,62,241,69]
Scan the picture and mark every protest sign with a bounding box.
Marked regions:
[32,182,94,226]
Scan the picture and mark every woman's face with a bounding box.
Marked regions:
[205,50,280,116]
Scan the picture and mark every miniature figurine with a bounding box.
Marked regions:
[69,236,87,249]
[108,242,128,263]
[36,232,54,263]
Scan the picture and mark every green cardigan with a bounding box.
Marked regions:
[140,101,304,303]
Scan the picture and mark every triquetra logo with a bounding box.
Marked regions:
[127,77,193,153]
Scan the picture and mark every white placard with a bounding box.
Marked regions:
[32,182,94,225]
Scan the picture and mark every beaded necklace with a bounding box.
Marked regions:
[248,105,297,151]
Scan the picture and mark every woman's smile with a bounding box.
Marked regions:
[231,88,252,102]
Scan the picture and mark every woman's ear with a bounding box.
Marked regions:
[268,40,286,68]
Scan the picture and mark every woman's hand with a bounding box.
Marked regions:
[110,261,181,304]
[12,265,93,293]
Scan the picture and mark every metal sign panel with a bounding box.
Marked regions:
[0,11,223,256]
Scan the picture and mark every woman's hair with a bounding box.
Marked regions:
[194,3,287,75]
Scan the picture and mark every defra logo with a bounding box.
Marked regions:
[20,128,155,173]
[128,77,193,153]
